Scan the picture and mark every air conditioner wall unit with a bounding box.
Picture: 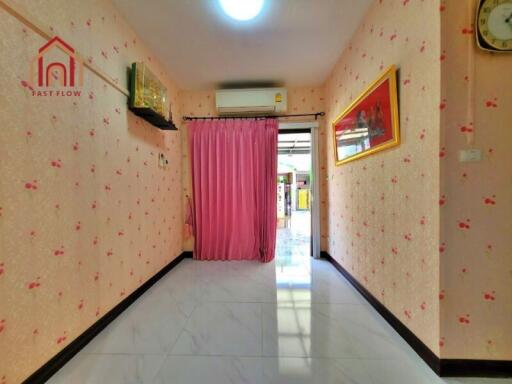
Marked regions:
[215,88,287,115]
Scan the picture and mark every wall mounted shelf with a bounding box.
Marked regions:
[128,62,177,131]
[128,107,177,130]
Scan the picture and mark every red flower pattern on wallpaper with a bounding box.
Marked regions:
[319,0,512,363]
[1,4,183,383]
[1,1,510,382]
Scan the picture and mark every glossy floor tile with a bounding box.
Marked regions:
[47,212,512,383]
[171,302,262,356]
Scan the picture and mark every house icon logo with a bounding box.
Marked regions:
[29,36,83,96]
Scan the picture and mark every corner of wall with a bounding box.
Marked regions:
[439,0,512,361]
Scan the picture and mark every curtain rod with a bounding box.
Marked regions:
[182,112,325,121]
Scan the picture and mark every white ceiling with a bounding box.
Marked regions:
[278,132,311,154]
[113,0,373,90]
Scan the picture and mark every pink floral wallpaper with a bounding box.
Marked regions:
[0,1,510,382]
[0,0,183,383]
[323,0,442,355]
[439,0,512,360]
[323,0,511,362]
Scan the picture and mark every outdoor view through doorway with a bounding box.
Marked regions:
[276,131,312,268]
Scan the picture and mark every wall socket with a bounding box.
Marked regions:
[158,153,169,168]
[458,149,482,163]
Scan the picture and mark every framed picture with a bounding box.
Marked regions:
[332,65,400,166]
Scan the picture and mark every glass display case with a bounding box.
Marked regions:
[129,62,176,130]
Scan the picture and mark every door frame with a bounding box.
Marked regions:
[278,121,321,259]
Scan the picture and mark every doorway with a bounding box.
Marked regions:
[275,122,320,263]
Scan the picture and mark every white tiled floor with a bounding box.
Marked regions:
[47,212,512,383]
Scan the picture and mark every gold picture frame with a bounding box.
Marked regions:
[332,65,400,166]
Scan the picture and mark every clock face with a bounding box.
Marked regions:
[478,0,512,50]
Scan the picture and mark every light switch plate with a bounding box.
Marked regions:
[458,149,482,163]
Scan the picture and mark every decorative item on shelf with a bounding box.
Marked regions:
[476,0,512,52]
[128,62,177,130]
[332,65,400,166]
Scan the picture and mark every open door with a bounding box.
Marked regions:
[277,122,320,259]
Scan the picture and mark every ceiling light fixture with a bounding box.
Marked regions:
[219,0,264,21]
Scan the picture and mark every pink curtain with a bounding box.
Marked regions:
[188,118,278,262]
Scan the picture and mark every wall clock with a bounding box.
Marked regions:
[476,0,512,52]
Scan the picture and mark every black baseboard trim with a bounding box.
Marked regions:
[182,251,193,258]
[440,359,512,378]
[23,252,190,384]
[320,252,440,374]
[321,251,512,378]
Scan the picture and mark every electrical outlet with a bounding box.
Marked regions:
[158,153,169,168]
